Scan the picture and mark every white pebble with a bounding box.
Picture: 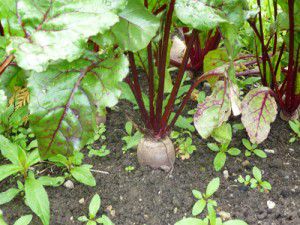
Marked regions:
[267,200,276,209]
[79,198,85,204]
[223,170,229,179]
[219,211,231,220]
[264,149,275,154]
[64,180,74,189]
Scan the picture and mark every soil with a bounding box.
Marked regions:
[1,101,299,225]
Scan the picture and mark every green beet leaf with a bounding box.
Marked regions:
[28,53,128,158]
[2,0,126,72]
[112,0,160,52]
[70,165,96,187]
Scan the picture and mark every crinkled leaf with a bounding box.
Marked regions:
[70,165,96,187]
[112,0,160,52]
[0,188,21,205]
[175,0,227,31]
[25,173,50,225]
[0,90,7,113]
[252,166,262,181]
[194,81,231,139]
[29,53,128,158]
[4,0,126,72]
[241,87,277,144]
[0,135,26,165]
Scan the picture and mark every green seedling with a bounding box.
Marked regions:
[171,130,196,160]
[87,124,110,158]
[238,166,272,193]
[88,145,110,158]
[288,120,300,143]
[122,121,143,153]
[0,210,32,225]
[175,177,248,225]
[242,139,267,158]
[125,166,135,172]
[49,151,96,187]
[78,194,114,225]
[207,142,241,172]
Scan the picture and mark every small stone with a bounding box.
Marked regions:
[242,160,250,167]
[139,198,142,202]
[173,207,178,214]
[264,149,275,154]
[64,180,74,189]
[289,148,294,152]
[219,211,231,220]
[223,170,229,179]
[70,216,74,221]
[106,205,116,217]
[267,200,276,209]
[79,198,85,204]
[120,196,123,201]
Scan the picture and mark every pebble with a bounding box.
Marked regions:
[267,200,276,209]
[173,207,178,214]
[64,180,74,189]
[242,160,250,167]
[289,148,294,152]
[219,211,231,220]
[70,216,74,221]
[79,198,85,204]
[264,149,275,154]
[223,170,229,179]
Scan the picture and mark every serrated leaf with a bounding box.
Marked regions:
[112,0,160,52]
[13,215,32,225]
[0,188,21,205]
[5,0,126,72]
[194,81,231,139]
[206,178,220,198]
[192,199,206,216]
[214,152,226,171]
[241,87,277,144]
[29,53,128,158]
[70,165,96,187]
[25,174,50,225]
[89,194,101,219]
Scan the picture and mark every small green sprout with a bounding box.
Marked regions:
[0,210,32,225]
[171,130,196,160]
[238,166,272,193]
[78,194,114,225]
[125,166,135,172]
[88,145,110,158]
[122,121,143,153]
[288,120,300,143]
[207,142,241,171]
[242,139,267,158]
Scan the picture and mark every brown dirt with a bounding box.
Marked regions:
[1,101,299,225]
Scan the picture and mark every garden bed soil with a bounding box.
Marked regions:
[1,101,299,225]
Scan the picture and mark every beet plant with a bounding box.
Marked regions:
[247,0,299,120]
[121,0,249,171]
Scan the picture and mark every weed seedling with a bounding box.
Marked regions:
[207,142,241,172]
[0,210,32,225]
[78,194,114,225]
[122,121,143,153]
[242,139,267,158]
[175,177,248,225]
[125,166,135,172]
[238,167,272,193]
[171,130,196,160]
[288,120,300,143]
